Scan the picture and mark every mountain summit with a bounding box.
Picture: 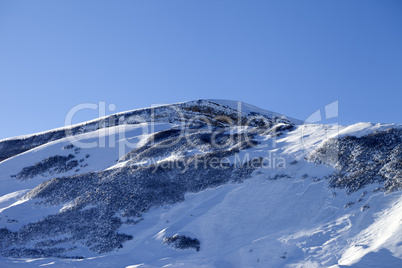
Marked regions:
[0,100,401,267]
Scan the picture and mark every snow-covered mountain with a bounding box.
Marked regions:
[0,99,401,267]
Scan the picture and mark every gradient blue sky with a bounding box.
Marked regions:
[0,0,401,140]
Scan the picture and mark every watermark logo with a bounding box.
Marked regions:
[62,100,339,172]
[301,100,339,163]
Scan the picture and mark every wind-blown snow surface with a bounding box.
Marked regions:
[0,100,401,267]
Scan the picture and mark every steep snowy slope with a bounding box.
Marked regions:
[0,100,401,267]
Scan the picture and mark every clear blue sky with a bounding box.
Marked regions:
[0,0,401,140]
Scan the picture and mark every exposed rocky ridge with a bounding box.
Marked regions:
[11,154,79,181]
[0,100,296,162]
[309,128,402,193]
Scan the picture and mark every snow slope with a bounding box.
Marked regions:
[0,100,401,267]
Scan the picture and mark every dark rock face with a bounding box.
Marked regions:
[164,235,201,251]
[0,132,67,162]
[12,154,78,181]
[309,128,402,193]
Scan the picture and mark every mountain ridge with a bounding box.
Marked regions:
[0,100,401,267]
[0,100,300,163]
